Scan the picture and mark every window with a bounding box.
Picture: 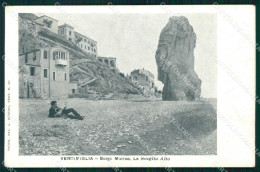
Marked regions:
[88,40,90,44]
[53,51,67,60]
[69,38,72,41]
[25,54,28,63]
[94,49,96,52]
[84,38,86,42]
[72,89,75,94]
[85,45,86,49]
[53,72,56,80]
[64,73,67,81]
[30,67,35,76]
[69,31,71,36]
[88,47,90,50]
[33,52,36,61]
[61,52,65,60]
[43,69,48,78]
[53,52,57,60]
[44,50,48,59]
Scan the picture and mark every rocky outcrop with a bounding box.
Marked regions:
[155,16,201,101]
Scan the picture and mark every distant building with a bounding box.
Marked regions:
[97,56,117,71]
[58,23,98,58]
[129,68,156,93]
[30,15,98,58]
[33,15,59,34]
[19,46,77,98]
[58,23,75,42]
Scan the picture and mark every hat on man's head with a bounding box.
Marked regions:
[51,101,57,106]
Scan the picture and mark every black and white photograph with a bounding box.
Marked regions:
[18,12,217,156]
[4,5,255,167]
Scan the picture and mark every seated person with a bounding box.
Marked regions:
[49,101,83,120]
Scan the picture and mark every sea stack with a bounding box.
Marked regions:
[155,16,201,101]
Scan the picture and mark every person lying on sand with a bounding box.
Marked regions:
[48,101,83,120]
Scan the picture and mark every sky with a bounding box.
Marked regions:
[37,12,217,98]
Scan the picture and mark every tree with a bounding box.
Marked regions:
[119,72,125,77]
[75,34,83,44]
[43,19,53,28]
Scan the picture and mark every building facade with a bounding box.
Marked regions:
[97,57,117,70]
[33,15,59,34]
[74,31,97,57]
[129,68,156,93]
[58,23,75,42]
[31,15,98,58]
[57,24,98,57]
[19,46,77,98]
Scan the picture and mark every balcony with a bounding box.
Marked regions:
[55,59,68,66]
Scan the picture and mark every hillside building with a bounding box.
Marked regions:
[97,57,117,71]
[129,68,156,93]
[58,23,75,42]
[58,23,98,58]
[30,15,98,58]
[33,15,59,34]
[19,46,77,98]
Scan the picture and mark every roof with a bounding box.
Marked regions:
[58,23,74,29]
[34,15,58,21]
[38,28,91,58]
[131,69,154,78]
[19,13,39,20]
[21,18,44,26]
[31,20,44,26]
[51,45,69,53]
[98,56,116,60]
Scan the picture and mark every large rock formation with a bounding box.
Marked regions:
[155,16,201,101]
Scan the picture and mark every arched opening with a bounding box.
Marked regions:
[110,60,115,67]
[104,59,109,65]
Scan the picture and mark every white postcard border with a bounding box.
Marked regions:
[4,5,255,167]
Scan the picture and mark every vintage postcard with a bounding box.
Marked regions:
[4,5,255,167]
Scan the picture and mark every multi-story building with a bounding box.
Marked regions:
[19,46,77,98]
[33,15,59,34]
[58,23,75,42]
[74,31,97,57]
[30,15,98,58]
[97,56,117,71]
[58,23,98,57]
[129,68,156,93]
